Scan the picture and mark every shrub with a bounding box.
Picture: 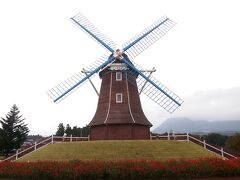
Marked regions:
[0,158,239,179]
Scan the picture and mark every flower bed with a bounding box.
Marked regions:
[0,158,240,179]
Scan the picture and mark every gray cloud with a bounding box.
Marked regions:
[172,86,240,121]
[143,86,240,129]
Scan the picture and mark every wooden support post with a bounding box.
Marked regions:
[221,148,224,157]
[70,134,72,142]
[34,142,37,150]
[139,68,156,95]
[16,150,19,160]
[51,134,54,143]
[82,69,100,96]
[203,140,206,149]
[168,132,170,140]
[187,133,189,141]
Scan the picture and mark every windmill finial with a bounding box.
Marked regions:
[113,49,124,59]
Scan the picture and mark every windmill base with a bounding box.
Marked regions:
[89,124,150,140]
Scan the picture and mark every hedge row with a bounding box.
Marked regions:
[0,158,240,179]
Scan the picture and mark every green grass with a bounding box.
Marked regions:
[18,140,217,162]
[0,156,4,160]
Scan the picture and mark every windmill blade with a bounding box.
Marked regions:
[122,58,183,113]
[70,13,117,53]
[122,16,176,59]
[47,55,115,103]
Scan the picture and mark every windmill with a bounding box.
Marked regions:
[47,13,183,140]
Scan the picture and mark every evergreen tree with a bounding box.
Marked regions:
[65,124,72,136]
[71,126,79,137]
[0,104,29,157]
[55,123,65,136]
[82,125,89,137]
[57,124,89,137]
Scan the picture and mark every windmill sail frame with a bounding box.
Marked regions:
[48,13,183,113]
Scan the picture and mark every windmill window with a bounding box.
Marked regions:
[116,72,122,81]
[116,93,123,103]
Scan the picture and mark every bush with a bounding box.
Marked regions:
[225,133,240,155]
[0,158,240,179]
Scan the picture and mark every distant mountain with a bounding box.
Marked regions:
[153,118,240,134]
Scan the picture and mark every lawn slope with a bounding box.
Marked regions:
[19,140,217,161]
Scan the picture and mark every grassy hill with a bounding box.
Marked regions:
[18,140,217,162]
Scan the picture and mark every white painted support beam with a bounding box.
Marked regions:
[16,150,19,160]
[82,69,99,96]
[140,68,156,73]
[139,67,156,95]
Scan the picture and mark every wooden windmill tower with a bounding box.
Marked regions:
[89,53,152,140]
[47,13,183,140]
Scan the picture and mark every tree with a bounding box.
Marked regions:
[56,124,89,137]
[65,124,72,137]
[0,104,29,157]
[72,126,80,137]
[56,123,65,136]
[70,125,89,137]
[225,133,240,155]
[202,133,228,147]
[81,125,89,137]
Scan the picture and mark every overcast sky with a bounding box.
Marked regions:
[0,0,240,135]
